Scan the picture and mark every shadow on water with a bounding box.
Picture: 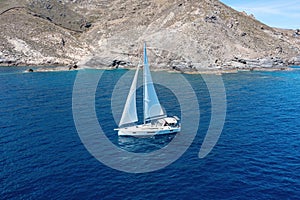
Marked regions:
[117,133,177,153]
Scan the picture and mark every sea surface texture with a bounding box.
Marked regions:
[1,67,300,199]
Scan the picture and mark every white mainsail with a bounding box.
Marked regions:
[119,65,140,127]
[143,43,166,123]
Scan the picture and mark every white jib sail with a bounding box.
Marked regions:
[119,65,140,127]
[143,43,165,122]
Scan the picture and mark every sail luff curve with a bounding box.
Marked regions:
[119,65,140,127]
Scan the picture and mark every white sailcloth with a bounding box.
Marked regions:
[143,43,166,122]
[119,65,140,127]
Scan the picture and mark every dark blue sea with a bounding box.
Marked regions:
[1,66,300,199]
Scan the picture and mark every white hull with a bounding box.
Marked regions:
[117,124,180,137]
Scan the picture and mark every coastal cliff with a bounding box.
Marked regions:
[0,0,300,72]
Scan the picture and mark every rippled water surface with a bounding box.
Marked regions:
[1,67,300,199]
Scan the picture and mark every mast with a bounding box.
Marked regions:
[143,42,147,124]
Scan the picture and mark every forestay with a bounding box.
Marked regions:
[119,65,140,127]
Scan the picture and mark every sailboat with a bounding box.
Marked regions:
[115,43,181,137]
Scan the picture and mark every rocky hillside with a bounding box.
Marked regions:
[0,0,300,72]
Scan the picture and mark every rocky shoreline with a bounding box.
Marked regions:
[1,0,300,73]
[1,53,299,74]
[2,59,298,75]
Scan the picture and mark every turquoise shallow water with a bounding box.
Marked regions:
[1,67,300,199]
